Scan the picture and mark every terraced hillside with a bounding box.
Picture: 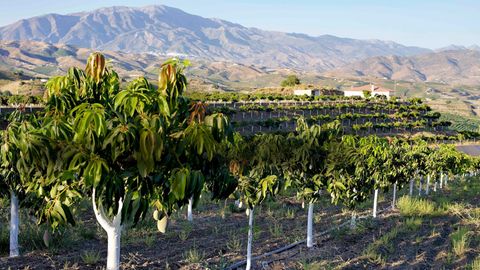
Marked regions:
[188,93,452,137]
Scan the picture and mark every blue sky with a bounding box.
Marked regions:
[1,0,479,49]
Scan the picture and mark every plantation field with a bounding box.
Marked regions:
[1,175,479,269]
[2,52,480,270]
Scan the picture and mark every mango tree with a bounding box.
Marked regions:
[383,138,417,209]
[36,54,234,270]
[284,118,339,247]
[170,101,234,222]
[441,145,471,186]
[0,112,32,257]
[0,110,79,257]
[228,133,284,270]
[325,135,375,228]
[355,136,392,218]
[407,140,430,196]
[425,144,454,194]
[0,113,29,257]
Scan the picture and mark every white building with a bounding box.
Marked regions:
[293,89,320,96]
[343,84,394,99]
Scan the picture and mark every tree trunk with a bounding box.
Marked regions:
[392,182,397,209]
[106,226,121,270]
[307,202,314,248]
[373,189,379,218]
[418,176,423,196]
[350,211,357,230]
[409,179,414,196]
[246,207,255,270]
[10,191,19,257]
[445,175,448,187]
[426,174,430,195]
[92,189,123,270]
[187,197,193,222]
[440,172,443,189]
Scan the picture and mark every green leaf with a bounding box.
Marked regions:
[171,170,188,200]
[53,201,67,222]
[61,204,75,226]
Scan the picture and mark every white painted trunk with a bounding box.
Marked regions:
[434,181,437,192]
[187,197,193,222]
[92,189,123,270]
[445,175,448,186]
[426,175,430,195]
[106,226,121,270]
[418,176,423,196]
[307,203,314,248]
[440,172,443,189]
[10,191,19,257]
[350,211,357,230]
[373,189,378,218]
[246,207,254,270]
[392,182,397,209]
[409,179,414,196]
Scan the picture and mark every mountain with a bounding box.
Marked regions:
[0,5,431,71]
[0,40,301,91]
[324,50,480,85]
[468,45,480,51]
[436,44,480,52]
[435,45,468,52]
[0,40,158,77]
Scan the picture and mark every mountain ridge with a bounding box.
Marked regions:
[2,5,480,86]
[0,5,431,71]
[324,49,480,85]
[2,39,480,86]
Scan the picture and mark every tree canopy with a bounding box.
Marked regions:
[281,75,301,87]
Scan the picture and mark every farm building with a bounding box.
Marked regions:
[343,84,394,99]
[293,89,320,96]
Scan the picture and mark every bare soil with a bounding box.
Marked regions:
[0,179,478,270]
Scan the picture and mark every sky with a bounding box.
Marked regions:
[0,0,479,49]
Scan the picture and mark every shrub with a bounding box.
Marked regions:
[403,217,423,231]
[397,196,436,217]
[183,247,204,264]
[471,256,480,270]
[81,250,101,265]
[281,75,300,87]
[226,235,242,252]
[450,227,471,257]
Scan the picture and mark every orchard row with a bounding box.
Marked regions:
[1,54,477,270]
